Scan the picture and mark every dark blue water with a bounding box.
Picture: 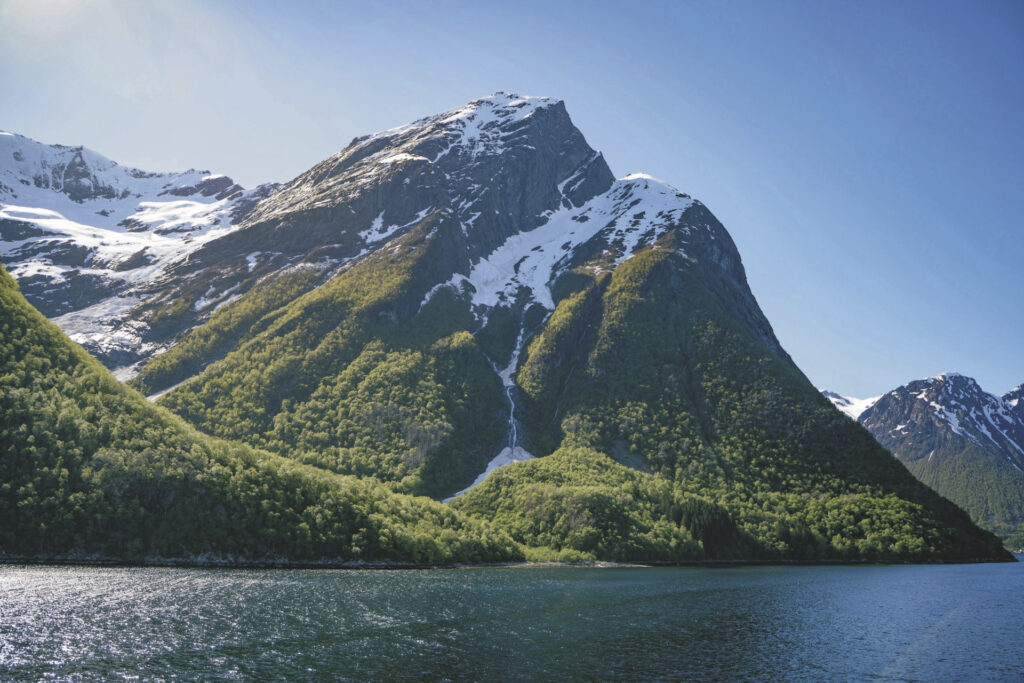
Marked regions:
[2,561,1022,680]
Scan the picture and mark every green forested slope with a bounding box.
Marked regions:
[455,446,722,562]
[466,245,1009,562]
[132,265,325,397]
[142,225,1009,561]
[891,439,1024,549]
[150,216,509,499]
[0,267,519,563]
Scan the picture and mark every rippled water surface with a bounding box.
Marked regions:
[2,561,1022,680]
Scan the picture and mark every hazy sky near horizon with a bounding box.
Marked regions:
[1,0,1022,397]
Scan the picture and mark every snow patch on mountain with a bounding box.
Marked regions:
[0,132,262,289]
[1,130,277,368]
[432,93,554,159]
[0,195,241,283]
[362,92,556,158]
[358,207,432,246]
[52,294,156,360]
[444,175,694,313]
[857,374,1024,471]
[1003,385,1024,412]
[822,391,882,420]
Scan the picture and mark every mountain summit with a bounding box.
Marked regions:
[2,95,1009,562]
[825,374,1024,546]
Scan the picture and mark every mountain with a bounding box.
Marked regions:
[821,390,881,420]
[1006,384,1024,421]
[824,374,1024,547]
[0,264,519,564]
[0,130,281,371]
[119,93,1007,562]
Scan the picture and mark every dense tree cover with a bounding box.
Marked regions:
[454,446,979,562]
[151,217,508,498]
[267,332,506,498]
[132,265,324,396]
[129,217,1008,562]
[454,447,714,562]
[495,244,1010,562]
[0,267,520,563]
[898,442,1024,549]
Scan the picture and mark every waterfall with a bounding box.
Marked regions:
[443,315,535,502]
[498,322,526,449]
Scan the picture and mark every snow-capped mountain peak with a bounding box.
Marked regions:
[0,131,242,208]
[357,92,559,154]
[2,92,790,377]
[244,92,592,230]
[843,373,1024,538]
[0,131,276,366]
[855,373,1024,470]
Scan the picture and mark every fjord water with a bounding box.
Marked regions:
[2,562,1022,680]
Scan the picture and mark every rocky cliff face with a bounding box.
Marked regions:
[125,93,791,400]
[237,94,615,264]
[141,95,622,363]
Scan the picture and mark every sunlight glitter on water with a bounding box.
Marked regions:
[1,562,1022,680]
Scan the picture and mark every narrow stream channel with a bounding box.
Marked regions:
[444,315,535,501]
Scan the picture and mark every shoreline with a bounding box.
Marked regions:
[1,554,1017,571]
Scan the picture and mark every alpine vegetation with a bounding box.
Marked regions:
[1,94,1011,563]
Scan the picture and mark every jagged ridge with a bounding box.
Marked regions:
[0,130,276,369]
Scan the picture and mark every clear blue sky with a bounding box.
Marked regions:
[2,0,1021,397]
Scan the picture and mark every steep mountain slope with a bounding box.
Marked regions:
[139,94,1007,562]
[825,375,1024,547]
[0,131,278,371]
[118,94,615,385]
[1006,384,1024,421]
[0,266,519,564]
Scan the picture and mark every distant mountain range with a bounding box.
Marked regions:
[0,130,277,371]
[825,374,1024,546]
[0,93,1010,563]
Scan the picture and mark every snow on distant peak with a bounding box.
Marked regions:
[885,374,1024,456]
[0,131,227,205]
[622,172,665,183]
[931,371,965,382]
[0,130,273,366]
[822,391,882,420]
